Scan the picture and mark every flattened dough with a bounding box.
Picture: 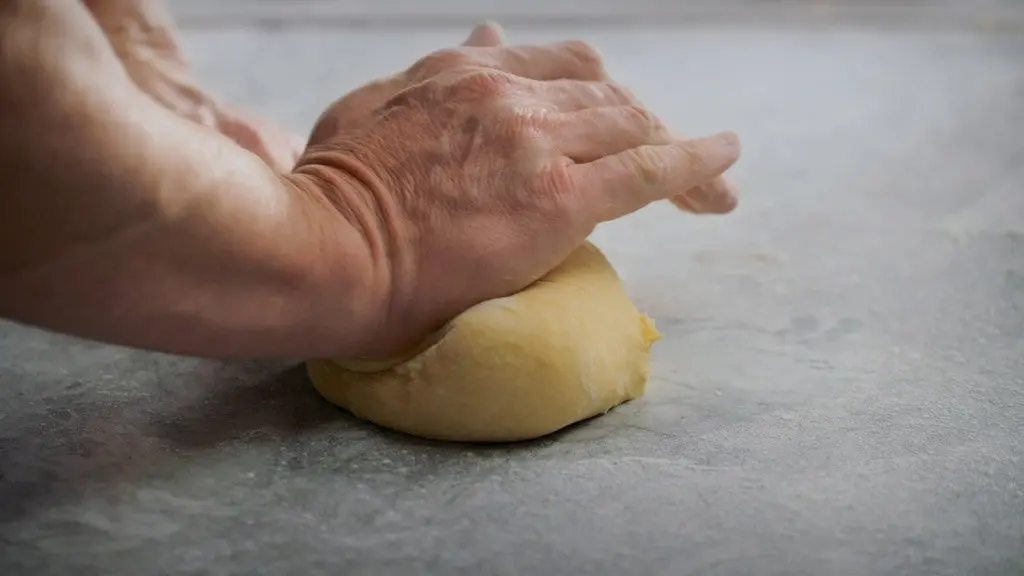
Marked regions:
[306,241,661,442]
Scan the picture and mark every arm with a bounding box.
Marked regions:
[81,0,215,127]
[0,0,380,358]
[80,0,302,173]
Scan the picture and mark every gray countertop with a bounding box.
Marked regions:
[2,21,1023,576]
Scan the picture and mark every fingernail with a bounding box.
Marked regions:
[715,192,739,214]
[702,131,742,167]
[712,131,741,151]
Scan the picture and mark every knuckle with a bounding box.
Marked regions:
[620,104,670,142]
[535,164,581,215]
[506,102,553,128]
[621,104,656,127]
[383,81,430,110]
[408,48,471,79]
[677,141,710,173]
[548,169,597,233]
[562,40,607,76]
[603,81,638,105]
[546,163,577,194]
[448,69,516,101]
[334,77,391,112]
[629,147,667,188]
[496,118,548,171]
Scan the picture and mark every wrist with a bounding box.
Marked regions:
[282,165,394,358]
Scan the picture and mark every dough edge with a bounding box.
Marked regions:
[307,241,662,443]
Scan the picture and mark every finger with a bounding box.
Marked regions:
[671,176,739,214]
[541,86,737,213]
[463,21,507,47]
[543,91,739,212]
[571,132,742,222]
[216,110,302,173]
[530,79,640,112]
[483,40,609,81]
[552,106,669,162]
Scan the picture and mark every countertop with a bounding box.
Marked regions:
[1,20,1022,576]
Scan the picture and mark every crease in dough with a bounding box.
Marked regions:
[306,241,662,443]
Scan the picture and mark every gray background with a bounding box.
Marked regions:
[2,2,1023,575]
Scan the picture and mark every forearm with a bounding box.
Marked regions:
[0,1,380,358]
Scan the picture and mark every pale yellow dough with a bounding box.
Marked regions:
[306,241,661,442]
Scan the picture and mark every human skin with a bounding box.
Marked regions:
[0,0,741,359]
[80,0,302,173]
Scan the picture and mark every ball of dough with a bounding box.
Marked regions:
[306,241,661,442]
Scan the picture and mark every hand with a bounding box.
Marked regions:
[310,21,737,214]
[307,22,508,136]
[119,51,302,173]
[289,37,742,357]
[84,0,303,172]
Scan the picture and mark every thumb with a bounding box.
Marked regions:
[216,110,300,173]
[463,21,506,47]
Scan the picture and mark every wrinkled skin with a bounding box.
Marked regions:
[313,22,737,215]
[19,4,741,358]
[289,28,742,357]
[87,2,737,210]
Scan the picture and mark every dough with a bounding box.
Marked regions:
[306,241,662,442]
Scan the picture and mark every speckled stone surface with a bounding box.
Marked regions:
[1,22,1023,576]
